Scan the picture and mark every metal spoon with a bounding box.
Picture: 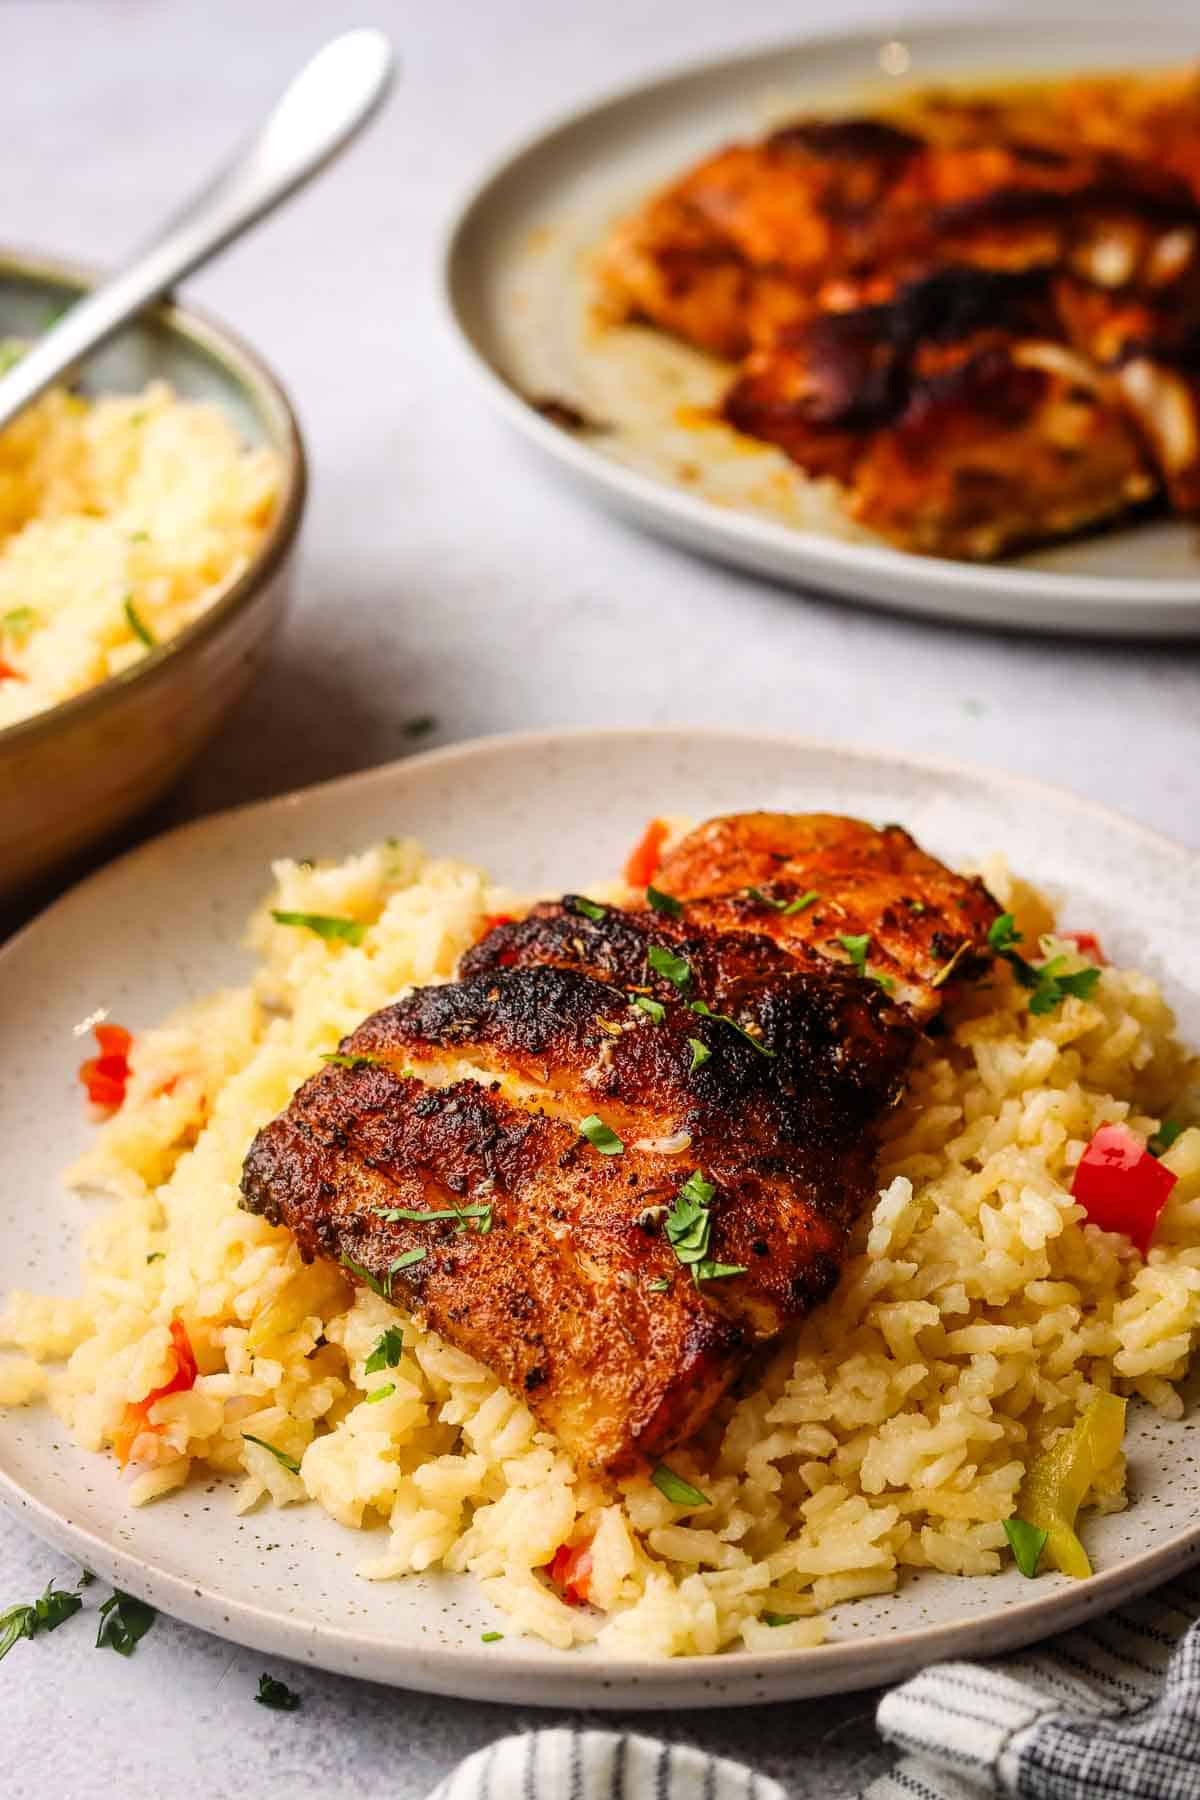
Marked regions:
[0,28,394,433]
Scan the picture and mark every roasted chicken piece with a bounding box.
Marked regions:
[240,814,999,1471]
[596,71,1200,558]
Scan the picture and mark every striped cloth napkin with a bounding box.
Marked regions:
[427,1576,1200,1799]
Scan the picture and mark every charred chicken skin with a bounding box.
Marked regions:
[240,814,999,1471]
[596,70,1200,557]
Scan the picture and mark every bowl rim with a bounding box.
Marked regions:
[0,244,307,754]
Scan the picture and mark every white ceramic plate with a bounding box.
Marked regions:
[2,729,1198,1706]
[443,17,1200,638]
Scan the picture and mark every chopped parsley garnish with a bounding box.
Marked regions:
[322,1050,388,1070]
[1020,957,1101,1016]
[402,715,437,738]
[123,597,156,648]
[145,1251,164,1264]
[689,998,774,1057]
[389,1248,428,1278]
[987,916,1101,1014]
[568,895,606,922]
[256,1672,301,1710]
[1003,1516,1048,1579]
[647,944,692,991]
[375,1201,492,1234]
[687,1037,711,1073]
[0,1577,84,1663]
[651,1463,710,1508]
[762,1612,800,1627]
[746,887,818,916]
[580,1114,624,1155]
[987,913,1021,953]
[646,885,682,918]
[648,1276,671,1293]
[1,606,34,641]
[242,1434,302,1476]
[1150,1121,1185,1159]
[663,1170,746,1285]
[364,1326,404,1374]
[271,911,366,945]
[634,996,666,1023]
[481,1630,503,1643]
[365,1384,395,1404]
[129,530,150,544]
[339,1251,391,1300]
[95,1591,156,1656]
[838,933,871,974]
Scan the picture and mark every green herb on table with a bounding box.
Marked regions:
[651,1464,710,1508]
[388,1249,427,1280]
[271,911,366,945]
[145,1252,164,1264]
[687,1037,711,1073]
[580,1114,624,1155]
[633,996,665,1023]
[365,1384,395,1404]
[256,1672,301,1710]
[762,1612,800,1627]
[0,1577,85,1664]
[647,1276,670,1293]
[838,933,871,974]
[481,1631,503,1643]
[95,1590,156,1656]
[242,1434,302,1477]
[123,597,156,648]
[568,895,606,922]
[365,1327,405,1374]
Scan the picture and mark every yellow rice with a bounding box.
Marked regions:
[2,838,1199,1657]
[0,371,280,729]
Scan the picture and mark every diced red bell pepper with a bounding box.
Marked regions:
[0,659,25,681]
[78,1021,133,1112]
[112,1317,198,1466]
[625,819,669,889]
[1073,1122,1177,1255]
[1062,931,1107,965]
[546,1540,594,1606]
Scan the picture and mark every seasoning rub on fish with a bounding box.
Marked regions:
[240,813,999,1471]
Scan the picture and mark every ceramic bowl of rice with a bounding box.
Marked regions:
[0,249,305,903]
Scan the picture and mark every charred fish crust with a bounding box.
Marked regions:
[766,116,924,164]
[239,812,999,1471]
[369,965,630,1062]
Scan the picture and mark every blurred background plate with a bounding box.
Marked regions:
[444,16,1200,637]
[1,728,1197,1706]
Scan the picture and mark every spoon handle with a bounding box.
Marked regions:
[0,28,394,432]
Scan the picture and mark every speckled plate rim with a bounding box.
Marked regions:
[2,725,1199,1707]
[0,245,307,753]
[441,13,1200,638]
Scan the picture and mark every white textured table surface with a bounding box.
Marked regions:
[2,1,1197,1794]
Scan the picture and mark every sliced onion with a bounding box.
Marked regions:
[632,1131,692,1155]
